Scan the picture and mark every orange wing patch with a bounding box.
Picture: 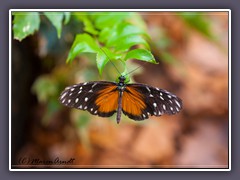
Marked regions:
[122,87,146,116]
[95,85,118,113]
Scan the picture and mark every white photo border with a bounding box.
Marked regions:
[9,9,231,171]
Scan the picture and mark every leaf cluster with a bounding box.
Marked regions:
[67,12,157,75]
[12,12,157,76]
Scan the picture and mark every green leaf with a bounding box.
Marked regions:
[96,47,121,75]
[96,50,109,75]
[119,62,130,83]
[124,49,157,64]
[98,27,111,43]
[73,12,99,35]
[44,12,64,38]
[13,12,40,41]
[63,12,71,24]
[98,21,149,45]
[91,12,130,29]
[113,34,150,52]
[106,22,149,46]
[67,33,99,63]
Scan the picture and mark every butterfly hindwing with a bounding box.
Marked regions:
[122,83,183,120]
[59,81,118,117]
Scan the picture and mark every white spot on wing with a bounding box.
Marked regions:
[61,92,67,99]
[85,97,88,102]
[168,95,172,99]
[156,88,159,91]
[89,89,93,93]
[90,108,93,112]
[143,114,146,118]
[158,111,162,115]
[147,112,151,116]
[160,92,163,96]
[170,107,173,111]
[164,90,170,94]
[69,93,72,96]
[94,110,97,114]
[78,90,82,94]
[160,96,164,100]
[153,103,157,107]
[149,94,154,97]
[68,99,71,103]
[154,111,157,115]
[80,86,83,90]
[83,82,87,85]
[175,100,181,108]
[84,106,87,110]
[163,104,166,110]
[71,88,75,91]
[146,87,151,92]
[75,98,79,103]
[92,83,97,88]
[79,105,82,109]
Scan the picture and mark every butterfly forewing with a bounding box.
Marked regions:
[123,83,183,120]
[121,86,147,120]
[59,81,118,117]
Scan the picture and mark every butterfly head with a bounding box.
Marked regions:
[117,75,127,91]
[118,74,130,84]
[118,75,126,84]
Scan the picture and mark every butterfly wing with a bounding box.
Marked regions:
[121,85,147,120]
[59,81,119,117]
[122,83,183,120]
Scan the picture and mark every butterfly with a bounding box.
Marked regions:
[59,75,183,124]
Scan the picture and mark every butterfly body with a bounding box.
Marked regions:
[60,76,183,124]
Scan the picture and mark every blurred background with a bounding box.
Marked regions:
[11,11,229,168]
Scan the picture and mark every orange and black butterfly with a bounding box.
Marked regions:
[59,75,183,123]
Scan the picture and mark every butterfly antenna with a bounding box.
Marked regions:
[100,48,121,75]
[125,60,149,76]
